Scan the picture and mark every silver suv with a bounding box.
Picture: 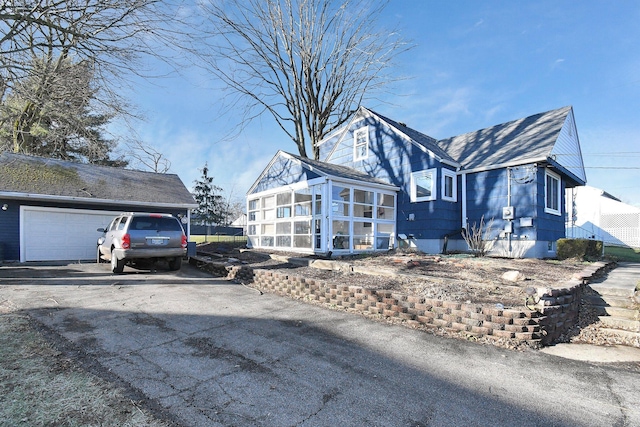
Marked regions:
[97,213,187,273]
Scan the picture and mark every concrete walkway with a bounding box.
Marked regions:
[540,262,640,363]
[589,262,640,299]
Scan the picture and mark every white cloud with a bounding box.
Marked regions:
[551,58,566,69]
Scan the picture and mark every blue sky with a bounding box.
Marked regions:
[126,0,640,208]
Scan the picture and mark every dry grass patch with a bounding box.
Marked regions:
[0,312,170,427]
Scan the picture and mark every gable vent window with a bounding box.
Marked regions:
[544,169,561,216]
[410,169,436,202]
[353,126,369,161]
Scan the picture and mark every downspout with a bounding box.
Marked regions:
[187,209,192,239]
[327,179,333,253]
[507,167,512,254]
[461,173,468,231]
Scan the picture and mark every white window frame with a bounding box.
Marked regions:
[353,126,369,161]
[544,169,561,216]
[410,169,437,202]
[441,169,457,202]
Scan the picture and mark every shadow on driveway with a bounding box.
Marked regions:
[1,263,638,426]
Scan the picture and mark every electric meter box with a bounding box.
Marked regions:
[502,206,515,220]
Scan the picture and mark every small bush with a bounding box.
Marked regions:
[557,238,602,260]
[462,216,495,257]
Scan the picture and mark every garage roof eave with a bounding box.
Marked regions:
[0,191,199,210]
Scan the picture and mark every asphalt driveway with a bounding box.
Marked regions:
[1,262,639,426]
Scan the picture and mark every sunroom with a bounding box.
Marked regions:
[246,152,398,255]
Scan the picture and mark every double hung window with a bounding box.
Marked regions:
[442,169,457,202]
[353,127,369,161]
[545,170,561,216]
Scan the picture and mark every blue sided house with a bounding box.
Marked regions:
[246,106,586,258]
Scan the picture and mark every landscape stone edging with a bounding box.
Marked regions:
[190,257,615,347]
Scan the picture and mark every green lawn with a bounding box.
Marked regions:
[604,245,640,262]
[190,235,247,244]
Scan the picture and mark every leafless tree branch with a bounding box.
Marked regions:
[0,0,187,163]
[126,139,171,173]
[191,0,411,159]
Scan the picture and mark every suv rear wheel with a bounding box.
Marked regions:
[111,250,125,274]
[168,256,182,271]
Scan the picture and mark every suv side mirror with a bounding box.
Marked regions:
[97,227,106,233]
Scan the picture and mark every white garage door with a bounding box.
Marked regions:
[21,207,118,262]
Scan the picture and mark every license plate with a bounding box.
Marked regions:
[150,238,164,245]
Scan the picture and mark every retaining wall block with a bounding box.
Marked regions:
[407,308,424,317]
[369,306,383,315]
[502,309,525,319]
[482,307,503,317]
[490,316,514,325]
[392,305,408,313]
[442,301,462,310]
[414,303,431,312]
[432,306,450,316]
[451,309,470,319]
[451,322,470,332]
[471,326,492,336]
[461,303,482,313]
[442,313,462,324]
[462,318,482,327]
[399,312,416,321]
[194,259,614,348]
[492,330,516,339]
[407,296,425,304]
[417,313,436,324]
[470,312,489,322]
[482,321,506,331]
[432,319,450,328]
[424,298,443,308]
[515,332,536,341]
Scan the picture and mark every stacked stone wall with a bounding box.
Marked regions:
[195,259,612,347]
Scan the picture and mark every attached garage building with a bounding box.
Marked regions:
[0,153,198,263]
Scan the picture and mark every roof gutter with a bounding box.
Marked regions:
[545,157,587,186]
[0,191,198,209]
[328,176,399,191]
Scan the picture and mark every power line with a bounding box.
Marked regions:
[584,166,640,169]
[583,152,640,155]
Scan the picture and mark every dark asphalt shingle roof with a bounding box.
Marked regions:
[0,152,197,206]
[436,106,572,170]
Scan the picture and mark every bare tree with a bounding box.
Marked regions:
[126,139,171,173]
[193,0,409,159]
[0,0,173,86]
[0,0,181,162]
